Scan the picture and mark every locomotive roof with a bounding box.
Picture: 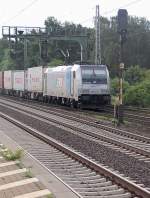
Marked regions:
[78,64,107,67]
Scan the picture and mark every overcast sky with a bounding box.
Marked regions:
[0,0,148,32]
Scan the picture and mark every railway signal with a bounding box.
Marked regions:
[116,9,128,124]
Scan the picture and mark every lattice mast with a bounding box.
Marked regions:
[95,5,101,65]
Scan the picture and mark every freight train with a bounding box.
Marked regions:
[0,64,111,108]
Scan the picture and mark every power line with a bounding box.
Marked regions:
[1,0,39,25]
[80,0,144,25]
[103,0,143,15]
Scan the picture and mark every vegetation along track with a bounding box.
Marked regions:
[0,96,150,188]
[0,113,150,198]
[103,105,150,126]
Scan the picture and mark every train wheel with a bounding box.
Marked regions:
[70,101,75,108]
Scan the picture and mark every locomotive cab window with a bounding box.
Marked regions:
[81,66,107,84]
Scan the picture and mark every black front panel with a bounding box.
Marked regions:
[79,94,111,106]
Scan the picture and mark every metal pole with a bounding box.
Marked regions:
[24,39,28,69]
[118,37,124,124]
[119,62,124,105]
[98,6,101,64]
[39,39,42,65]
[117,9,128,124]
[95,6,97,64]
[95,5,101,65]
[119,40,124,105]
[80,43,83,63]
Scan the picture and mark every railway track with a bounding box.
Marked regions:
[0,97,149,158]
[1,94,150,127]
[124,106,150,116]
[0,113,149,198]
[0,96,149,189]
[0,95,149,140]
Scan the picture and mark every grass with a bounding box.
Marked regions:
[94,114,113,121]
[25,167,33,178]
[1,148,24,161]
[16,161,24,169]
[47,194,53,198]
[0,144,5,149]
[111,118,119,125]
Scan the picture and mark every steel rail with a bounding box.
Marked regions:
[0,96,149,144]
[0,112,149,198]
[0,101,150,158]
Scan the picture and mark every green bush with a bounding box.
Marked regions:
[124,65,146,85]
[111,78,130,95]
[124,80,150,107]
[111,67,150,107]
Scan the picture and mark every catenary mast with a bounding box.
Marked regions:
[95,5,101,65]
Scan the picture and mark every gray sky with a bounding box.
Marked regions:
[0,0,148,30]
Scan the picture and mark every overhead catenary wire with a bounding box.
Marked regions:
[103,0,143,15]
[80,0,144,25]
[1,0,39,25]
[0,0,147,41]
[0,0,144,28]
[78,0,149,42]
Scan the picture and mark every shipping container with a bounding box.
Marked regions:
[27,66,44,92]
[4,70,13,90]
[0,71,4,89]
[44,66,72,98]
[13,70,25,91]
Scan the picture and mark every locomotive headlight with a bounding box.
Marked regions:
[101,89,106,94]
[82,89,89,94]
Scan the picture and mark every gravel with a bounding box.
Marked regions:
[0,104,150,188]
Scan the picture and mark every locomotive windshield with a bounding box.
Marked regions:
[81,66,107,84]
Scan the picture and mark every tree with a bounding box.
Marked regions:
[48,58,64,67]
[1,15,150,72]
[124,65,145,85]
[45,17,62,35]
[44,16,88,64]
[0,49,16,70]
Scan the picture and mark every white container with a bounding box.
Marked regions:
[13,70,25,91]
[27,66,44,92]
[4,70,13,90]
[44,66,72,98]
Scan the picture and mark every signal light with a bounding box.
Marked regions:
[117,9,128,34]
